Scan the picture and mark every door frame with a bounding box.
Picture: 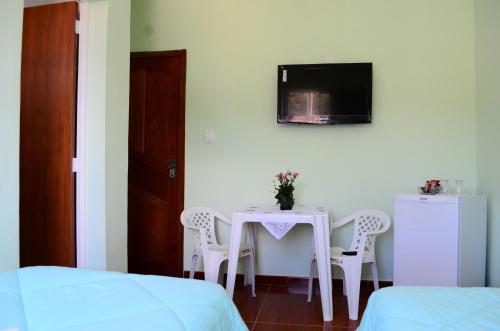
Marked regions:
[75,0,88,268]
[130,50,186,276]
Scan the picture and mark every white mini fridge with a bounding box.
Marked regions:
[394,194,487,287]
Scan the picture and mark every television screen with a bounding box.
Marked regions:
[277,63,372,124]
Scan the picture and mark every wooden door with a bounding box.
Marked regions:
[128,51,186,277]
[20,2,78,267]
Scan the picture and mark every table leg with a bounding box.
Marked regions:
[226,214,243,299]
[244,223,255,287]
[247,222,256,252]
[313,214,333,321]
[243,222,256,297]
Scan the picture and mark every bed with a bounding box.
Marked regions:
[358,286,500,331]
[0,266,247,331]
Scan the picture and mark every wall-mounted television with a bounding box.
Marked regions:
[277,63,372,125]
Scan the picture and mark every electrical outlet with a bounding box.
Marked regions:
[204,129,215,143]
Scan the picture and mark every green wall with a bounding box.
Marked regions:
[0,0,23,272]
[83,0,130,272]
[475,0,500,287]
[105,0,131,272]
[2,0,494,282]
[131,0,477,279]
[84,0,109,270]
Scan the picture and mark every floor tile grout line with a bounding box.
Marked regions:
[251,285,271,331]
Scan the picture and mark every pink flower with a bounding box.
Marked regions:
[274,170,299,186]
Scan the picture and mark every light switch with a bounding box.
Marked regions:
[204,129,215,143]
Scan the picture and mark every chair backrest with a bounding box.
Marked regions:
[345,210,391,257]
[180,207,229,248]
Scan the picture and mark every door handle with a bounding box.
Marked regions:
[168,158,176,180]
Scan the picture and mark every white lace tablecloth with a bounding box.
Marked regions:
[237,205,329,240]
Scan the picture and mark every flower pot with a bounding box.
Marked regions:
[278,195,294,210]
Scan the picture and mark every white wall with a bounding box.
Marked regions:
[105,0,131,272]
[475,0,500,287]
[131,0,477,280]
[83,0,130,272]
[82,0,109,270]
[0,0,23,272]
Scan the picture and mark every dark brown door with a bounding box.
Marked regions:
[20,2,78,267]
[128,51,186,277]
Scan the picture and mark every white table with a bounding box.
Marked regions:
[225,206,333,321]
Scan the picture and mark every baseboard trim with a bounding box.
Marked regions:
[183,271,393,290]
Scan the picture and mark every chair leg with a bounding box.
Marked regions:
[307,259,317,302]
[342,271,347,296]
[203,257,221,283]
[370,262,379,291]
[249,253,256,297]
[344,263,362,320]
[189,255,199,279]
[244,254,249,287]
[204,254,222,283]
[217,260,226,285]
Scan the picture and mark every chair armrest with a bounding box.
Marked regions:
[332,215,354,229]
[212,209,232,225]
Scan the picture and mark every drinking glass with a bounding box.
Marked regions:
[440,180,449,194]
[455,179,464,195]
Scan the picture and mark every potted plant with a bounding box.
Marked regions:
[274,170,299,210]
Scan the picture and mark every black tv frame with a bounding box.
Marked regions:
[277,63,373,125]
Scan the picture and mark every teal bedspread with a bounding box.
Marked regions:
[0,267,247,331]
[358,286,500,331]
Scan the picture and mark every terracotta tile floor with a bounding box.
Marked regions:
[233,281,371,331]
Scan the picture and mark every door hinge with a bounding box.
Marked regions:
[75,20,80,35]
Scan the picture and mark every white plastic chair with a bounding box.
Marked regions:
[307,210,391,320]
[181,207,256,297]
